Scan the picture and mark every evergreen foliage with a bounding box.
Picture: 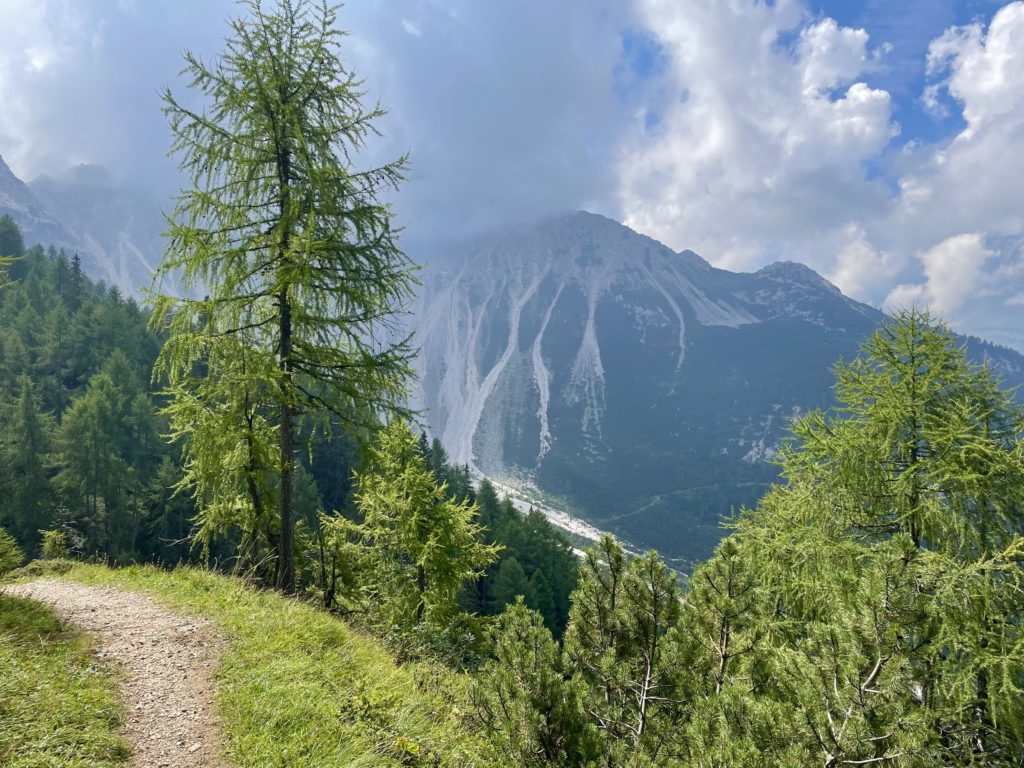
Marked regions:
[321,420,498,647]
[0,526,24,575]
[0,239,182,564]
[478,309,1024,767]
[152,0,417,593]
[0,213,23,287]
[473,480,579,636]
[474,600,598,767]
[39,529,69,560]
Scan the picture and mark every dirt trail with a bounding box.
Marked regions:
[4,579,225,768]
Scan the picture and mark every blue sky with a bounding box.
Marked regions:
[1,0,1023,348]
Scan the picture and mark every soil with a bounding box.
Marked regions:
[4,579,226,768]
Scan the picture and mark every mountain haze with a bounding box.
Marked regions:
[0,156,164,294]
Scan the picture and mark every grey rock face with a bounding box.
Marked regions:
[411,212,1024,565]
[0,156,166,295]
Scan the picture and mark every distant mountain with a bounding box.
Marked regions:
[0,155,165,295]
[411,212,1024,566]
[30,165,166,295]
[0,155,83,262]
[5,154,1022,565]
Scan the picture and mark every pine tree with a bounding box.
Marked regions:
[0,215,23,258]
[333,420,498,631]
[152,0,417,592]
[66,253,83,313]
[1,377,53,552]
[526,569,558,633]
[473,600,598,767]
[0,526,24,575]
[490,556,530,611]
[563,535,686,765]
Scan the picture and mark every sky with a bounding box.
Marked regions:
[1,0,1023,348]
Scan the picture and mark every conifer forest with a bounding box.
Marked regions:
[1,1,1023,766]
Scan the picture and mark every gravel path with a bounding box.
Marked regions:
[4,580,225,768]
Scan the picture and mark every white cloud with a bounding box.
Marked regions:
[798,17,875,95]
[3,0,1024,347]
[617,0,897,273]
[884,233,995,314]
[895,2,1024,242]
[0,0,90,173]
[828,223,898,299]
[926,4,1024,135]
[616,0,1024,348]
[340,0,635,245]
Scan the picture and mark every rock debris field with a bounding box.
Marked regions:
[4,580,225,768]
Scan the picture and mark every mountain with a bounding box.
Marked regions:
[0,156,165,295]
[29,165,166,295]
[411,211,1024,566]
[0,154,83,261]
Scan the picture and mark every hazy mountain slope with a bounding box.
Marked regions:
[0,156,167,295]
[411,212,1024,566]
[0,155,84,261]
[29,166,165,295]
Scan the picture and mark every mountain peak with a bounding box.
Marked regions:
[756,260,841,296]
[0,154,26,188]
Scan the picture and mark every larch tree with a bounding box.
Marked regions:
[151,0,417,592]
[721,308,1024,765]
[334,419,498,631]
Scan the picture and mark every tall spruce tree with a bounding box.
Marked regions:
[152,0,417,591]
[1,377,53,551]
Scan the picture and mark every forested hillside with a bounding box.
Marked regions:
[0,223,178,562]
[0,215,577,636]
[2,2,1023,766]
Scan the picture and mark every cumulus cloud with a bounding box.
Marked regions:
[617,0,897,272]
[894,2,1024,240]
[828,223,900,298]
[616,0,1024,347]
[3,0,1024,347]
[877,2,1024,345]
[884,233,995,314]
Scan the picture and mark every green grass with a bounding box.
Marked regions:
[0,591,129,768]
[34,562,501,768]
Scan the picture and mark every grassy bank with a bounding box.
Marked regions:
[0,591,129,768]
[11,562,499,768]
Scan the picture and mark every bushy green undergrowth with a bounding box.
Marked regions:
[0,593,128,768]
[59,563,502,767]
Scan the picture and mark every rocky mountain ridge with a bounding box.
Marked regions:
[4,152,1021,564]
[411,212,1024,564]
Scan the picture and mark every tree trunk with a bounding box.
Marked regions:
[415,563,426,623]
[278,287,295,593]
[275,134,295,594]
